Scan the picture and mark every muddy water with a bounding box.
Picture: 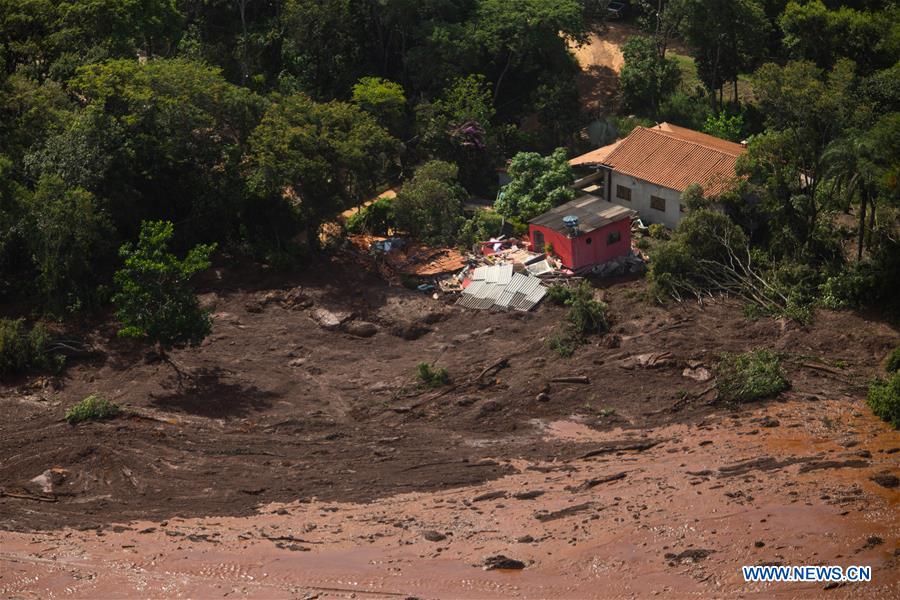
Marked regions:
[2,397,897,599]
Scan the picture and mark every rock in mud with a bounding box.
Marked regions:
[483,555,526,570]
[345,321,378,337]
[30,468,67,494]
[535,392,550,402]
[665,548,714,564]
[516,535,535,543]
[870,472,899,489]
[310,308,345,330]
[476,400,501,417]
[422,530,446,542]
[682,366,712,382]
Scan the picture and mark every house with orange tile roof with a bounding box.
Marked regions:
[569,123,746,228]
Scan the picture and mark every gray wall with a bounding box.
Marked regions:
[607,171,683,229]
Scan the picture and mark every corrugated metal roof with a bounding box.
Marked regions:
[529,195,634,233]
[457,269,547,312]
[567,122,745,196]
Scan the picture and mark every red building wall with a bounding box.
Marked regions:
[529,218,631,270]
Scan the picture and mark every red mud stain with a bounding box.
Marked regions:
[3,397,897,599]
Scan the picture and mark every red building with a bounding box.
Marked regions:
[528,195,635,271]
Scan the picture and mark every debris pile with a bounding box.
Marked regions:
[456,264,547,312]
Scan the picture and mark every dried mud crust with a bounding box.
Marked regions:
[1,259,897,531]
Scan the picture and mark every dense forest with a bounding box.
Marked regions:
[0,0,897,325]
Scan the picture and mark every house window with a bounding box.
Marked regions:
[650,195,666,211]
[607,230,621,245]
[585,237,592,245]
[616,185,631,202]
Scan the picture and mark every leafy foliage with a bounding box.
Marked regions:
[546,282,610,358]
[867,371,900,429]
[715,349,788,402]
[620,36,681,114]
[345,196,396,237]
[416,362,450,388]
[494,148,575,222]
[0,318,60,375]
[65,394,120,424]
[112,221,215,352]
[886,347,900,374]
[393,161,467,245]
[248,93,399,247]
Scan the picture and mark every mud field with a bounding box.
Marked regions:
[1,258,898,598]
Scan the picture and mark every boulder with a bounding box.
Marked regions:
[311,308,344,330]
[345,321,378,337]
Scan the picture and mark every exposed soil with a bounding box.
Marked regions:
[1,256,898,598]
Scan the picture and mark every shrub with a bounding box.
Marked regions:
[65,394,121,424]
[886,347,900,374]
[566,282,610,336]
[715,349,788,402]
[0,318,61,375]
[416,362,449,387]
[546,330,576,358]
[345,196,396,236]
[547,284,574,305]
[546,282,610,358]
[648,223,669,240]
[867,372,900,429]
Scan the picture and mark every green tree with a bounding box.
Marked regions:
[24,175,112,311]
[780,1,899,74]
[113,221,215,368]
[494,148,575,222]
[680,0,770,110]
[473,0,587,106]
[619,35,681,115]
[351,76,406,134]
[393,160,467,245]
[57,59,263,244]
[247,93,399,249]
[739,59,855,256]
[702,111,744,141]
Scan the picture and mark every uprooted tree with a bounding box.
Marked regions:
[112,221,216,377]
[647,209,789,313]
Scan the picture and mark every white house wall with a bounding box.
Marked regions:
[608,171,683,229]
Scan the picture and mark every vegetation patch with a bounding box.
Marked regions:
[867,372,900,429]
[885,347,900,374]
[65,394,121,425]
[416,362,450,388]
[546,282,610,358]
[715,349,788,403]
[0,318,62,376]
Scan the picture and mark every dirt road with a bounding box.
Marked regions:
[1,260,898,598]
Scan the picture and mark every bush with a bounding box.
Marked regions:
[546,282,610,358]
[65,394,121,424]
[867,372,900,429]
[566,282,610,336]
[345,196,396,236]
[546,283,574,305]
[0,318,61,375]
[886,347,900,374]
[715,349,788,402]
[648,223,669,240]
[546,330,576,358]
[416,362,449,387]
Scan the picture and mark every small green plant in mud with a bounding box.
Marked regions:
[598,407,616,417]
[885,347,900,373]
[416,362,449,388]
[715,349,788,403]
[867,371,900,429]
[546,282,611,358]
[65,394,121,424]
